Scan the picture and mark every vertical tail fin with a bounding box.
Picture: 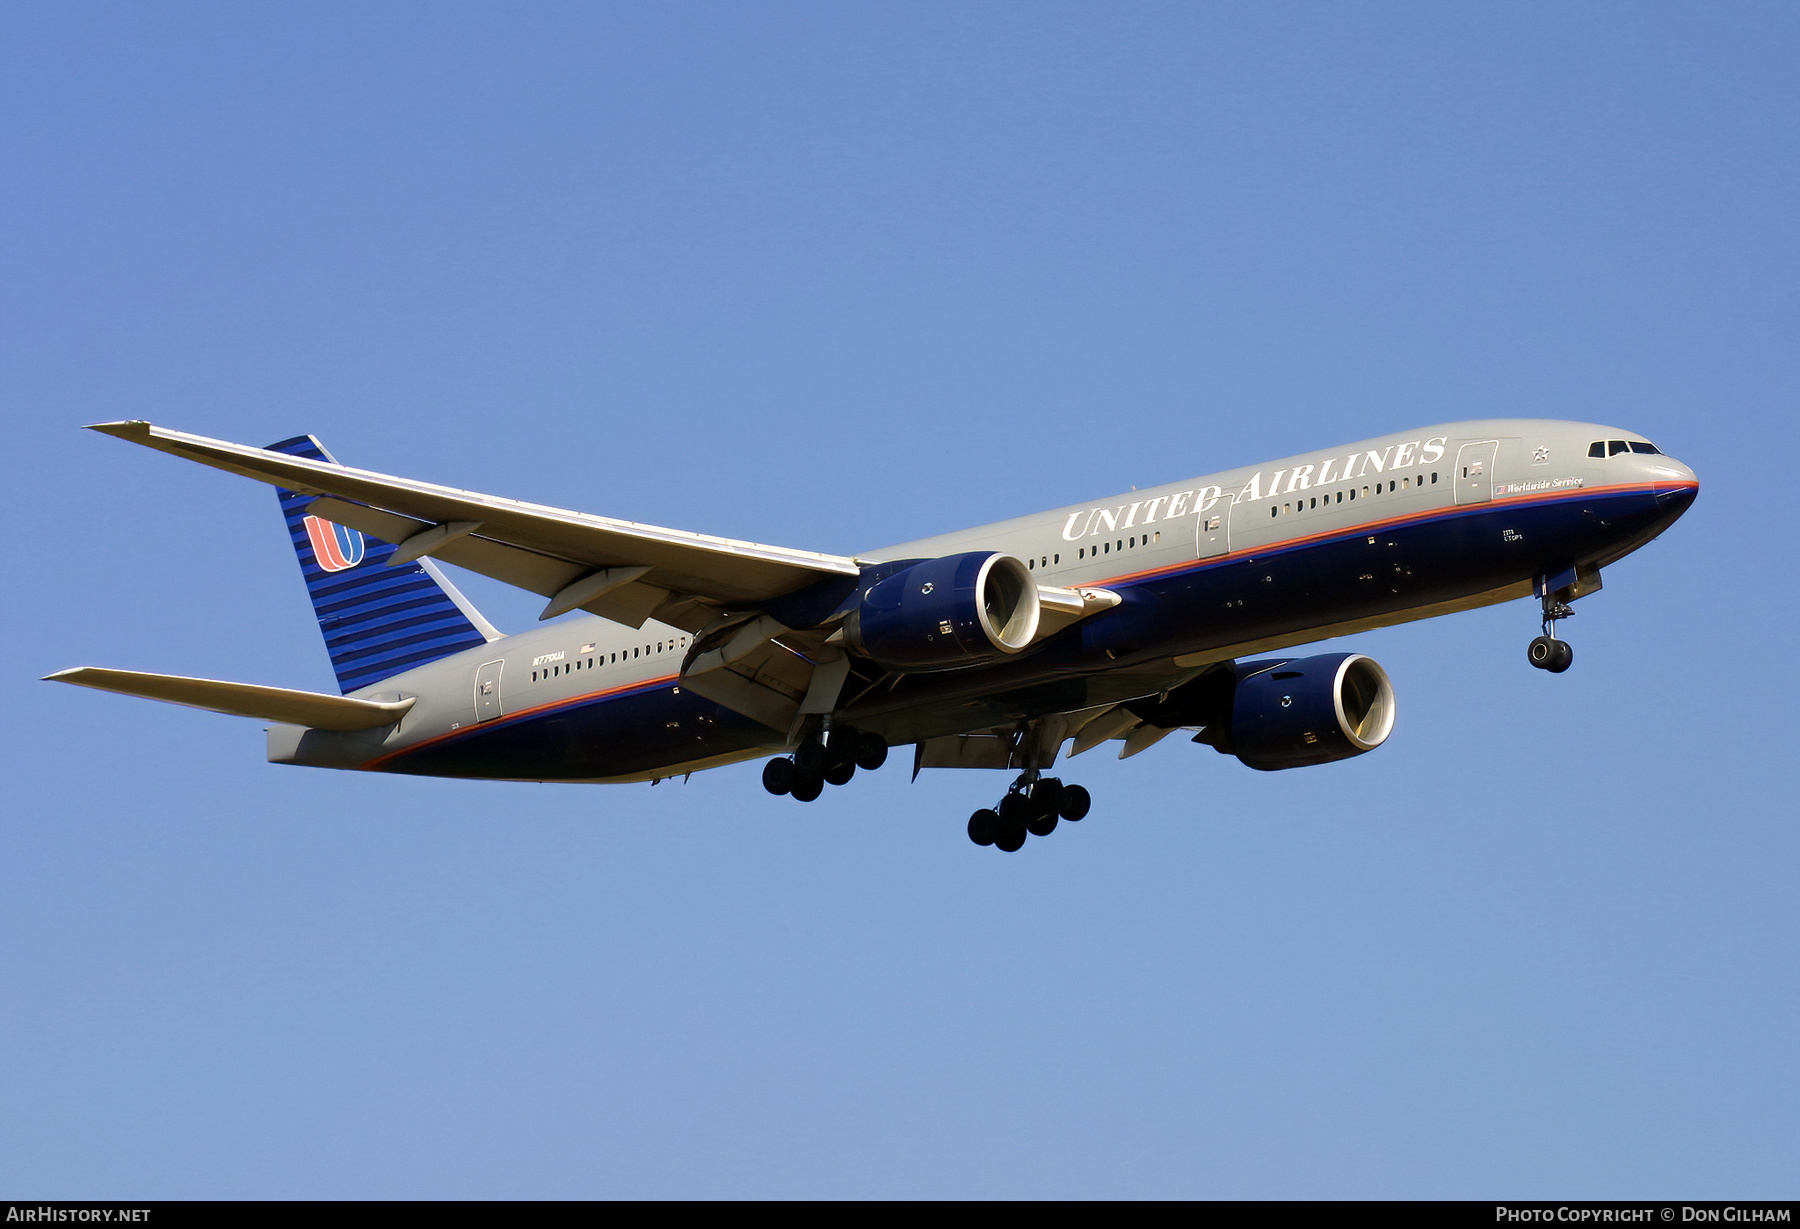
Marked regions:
[267,435,499,695]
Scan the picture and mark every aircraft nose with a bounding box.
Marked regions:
[1646,455,1699,509]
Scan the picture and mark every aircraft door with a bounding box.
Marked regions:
[1228,490,1264,552]
[1454,441,1499,505]
[474,659,505,721]
[1196,499,1229,558]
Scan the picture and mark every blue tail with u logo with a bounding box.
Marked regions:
[267,435,498,695]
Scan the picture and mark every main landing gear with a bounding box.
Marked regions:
[762,727,888,802]
[966,773,1091,853]
[1527,590,1575,674]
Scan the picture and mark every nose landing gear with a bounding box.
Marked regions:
[1527,633,1573,673]
[1527,589,1575,673]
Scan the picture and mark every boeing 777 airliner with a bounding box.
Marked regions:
[49,419,1697,851]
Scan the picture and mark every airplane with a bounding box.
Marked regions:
[47,418,1698,852]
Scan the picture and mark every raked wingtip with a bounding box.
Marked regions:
[81,420,153,438]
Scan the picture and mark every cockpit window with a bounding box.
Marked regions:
[1608,440,1629,456]
[1588,441,1606,458]
[1629,441,1661,454]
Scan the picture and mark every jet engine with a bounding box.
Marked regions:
[1223,653,1396,770]
[1137,652,1396,771]
[843,552,1039,671]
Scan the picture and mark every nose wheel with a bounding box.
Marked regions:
[1527,634,1572,672]
[1527,591,1575,673]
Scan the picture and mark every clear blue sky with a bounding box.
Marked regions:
[3,1,1795,1198]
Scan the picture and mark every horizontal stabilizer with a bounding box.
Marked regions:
[44,667,415,731]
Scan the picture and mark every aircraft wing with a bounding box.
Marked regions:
[89,421,862,631]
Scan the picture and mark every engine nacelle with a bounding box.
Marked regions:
[1225,653,1396,770]
[844,552,1039,671]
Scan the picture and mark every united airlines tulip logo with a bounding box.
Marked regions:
[303,515,366,572]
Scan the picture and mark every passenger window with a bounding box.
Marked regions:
[1609,440,1628,455]
[1589,441,1606,458]
[1053,553,1060,563]
[1270,506,1278,518]
[1431,473,1438,483]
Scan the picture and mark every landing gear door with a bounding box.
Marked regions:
[474,659,505,721]
[1196,499,1229,558]
[1454,440,1499,505]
